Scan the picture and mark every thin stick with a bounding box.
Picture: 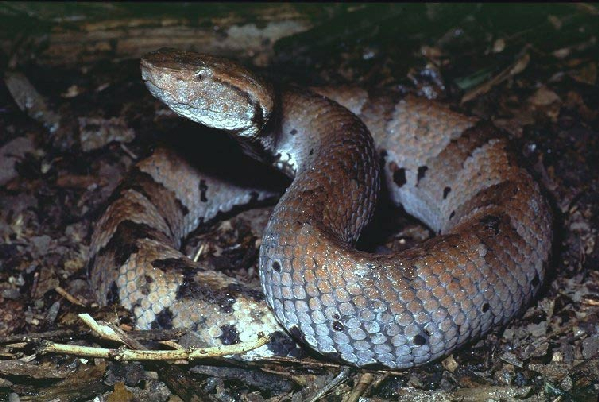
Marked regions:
[55,286,87,307]
[39,333,270,361]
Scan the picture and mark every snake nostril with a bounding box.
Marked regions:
[272,261,281,272]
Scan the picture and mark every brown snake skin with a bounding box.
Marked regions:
[89,48,552,368]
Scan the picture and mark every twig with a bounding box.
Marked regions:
[79,314,144,349]
[306,367,352,402]
[39,333,270,361]
[193,243,207,262]
[55,286,87,307]
[78,313,124,343]
[38,314,270,361]
[344,372,378,402]
[461,49,530,103]
[119,142,138,160]
[0,329,79,344]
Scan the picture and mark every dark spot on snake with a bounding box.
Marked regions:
[452,121,504,167]
[219,324,240,345]
[103,221,167,268]
[199,179,208,202]
[106,281,120,305]
[449,211,455,220]
[226,283,264,302]
[393,166,406,187]
[417,166,428,183]
[115,166,190,219]
[332,313,341,320]
[289,326,307,345]
[480,215,501,235]
[309,148,314,155]
[413,333,428,345]
[267,330,306,358]
[154,308,174,329]
[192,316,208,333]
[483,303,490,313]
[290,128,297,135]
[152,257,200,273]
[332,321,344,331]
[531,272,540,287]
[272,261,281,272]
[178,200,190,217]
[443,186,451,199]
[321,351,344,363]
[176,277,237,314]
[139,275,153,295]
[217,294,237,314]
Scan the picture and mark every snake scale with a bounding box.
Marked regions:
[88,48,552,369]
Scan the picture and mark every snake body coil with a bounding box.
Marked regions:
[89,48,552,368]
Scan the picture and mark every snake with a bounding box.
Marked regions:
[88,48,553,369]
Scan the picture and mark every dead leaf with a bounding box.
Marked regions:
[107,382,134,402]
[529,86,561,106]
[0,136,35,186]
[493,38,505,53]
[570,62,597,85]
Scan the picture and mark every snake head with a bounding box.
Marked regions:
[141,48,274,138]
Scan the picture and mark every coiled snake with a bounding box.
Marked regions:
[89,48,552,369]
